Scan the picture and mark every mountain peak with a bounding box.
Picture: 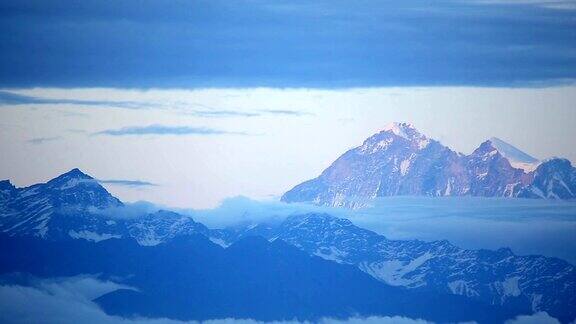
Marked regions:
[361,122,430,152]
[45,168,103,192]
[381,122,418,139]
[486,137,539,171]
[0,180,16,198]
[476,139,498,153]
[489,137,538,163]
[47,168,93,184]
[0,179,15,190]
[62,168,92,179]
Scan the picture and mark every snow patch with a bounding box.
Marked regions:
[359,253,434,287]
[383,122,412,140]
[400,159,411,176]
[209,237,229,248]
[502,277,521,297]
[510,161,540,172]
[314,246,349,263]
[68,230,121,242]
[448,280,480,297]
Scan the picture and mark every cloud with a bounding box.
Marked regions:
[186,110,261,118]
[0,91,152,109]
[97,179,158,187]
[177,196,325,229]
[0,276,433,324]
[0,275,136,324]
[343,197,576,264]
[176,196,576,264]
[93,201,161,219]
[93,125,250,136]
[187,109,310,118]
[257,109,313,116]
[1,0,575,87]
[1,92,310,119]
[470,0,576,10]
[505,312,562,324]
[27,136,62,145]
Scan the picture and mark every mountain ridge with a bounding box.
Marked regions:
[282,123,575,208]
[0,169,574,322]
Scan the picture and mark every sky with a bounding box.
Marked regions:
[1,86,576,208]
[1,0,576,87]
[0,0,575,208]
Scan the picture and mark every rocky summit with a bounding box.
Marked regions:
[282,123,576,208]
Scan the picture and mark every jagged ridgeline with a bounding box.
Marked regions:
[282,122,576,208]
[0,169,574,323]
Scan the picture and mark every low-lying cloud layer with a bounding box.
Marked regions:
[179,196,576,264]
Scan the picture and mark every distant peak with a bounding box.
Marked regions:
[540,157,572,168]
[383,122,415,130]
[480,139,497,149]
[47,168,95,187]
[472,140,500,157]
[358,122,431,154]
[381,122,417,138]
[0,179,16,191]
[488,137,538,164]
[61,168,92,179]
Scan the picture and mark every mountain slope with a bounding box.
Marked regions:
[282,123,575,207]
[465,140,530,197]
[518,158,576,199]
[0,234,515,323]
[221,213,576,323]
[1,168,574,322]
[489,137,540,172]
[282,123,469,208]
[0,169,208,243]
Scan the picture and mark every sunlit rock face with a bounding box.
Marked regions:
[282,123,575,208]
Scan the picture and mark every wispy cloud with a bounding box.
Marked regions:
[1,91,311,118]
[180,103,311,118]
[27,136,61,145]
[0,91,153,109]
[258,109,313,116]
[97,179,158,187]
[470,0,576,10]
[93,124,250,136]
[185,110,261,118]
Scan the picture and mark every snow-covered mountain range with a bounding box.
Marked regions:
[0,169,574,322]
[0,169,208,244]
[217,213,575,323]
[282,122,576,208]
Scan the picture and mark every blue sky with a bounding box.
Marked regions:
[1,0,575,87]
[0,1,575,208]
[2,86,576,208]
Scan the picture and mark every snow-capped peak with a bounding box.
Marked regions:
[358,123,431,155]
[382,122,417,140]
[59,168,92,179]
[488,137,540,172]
[46,168,102,191]
[475,140,499,155]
